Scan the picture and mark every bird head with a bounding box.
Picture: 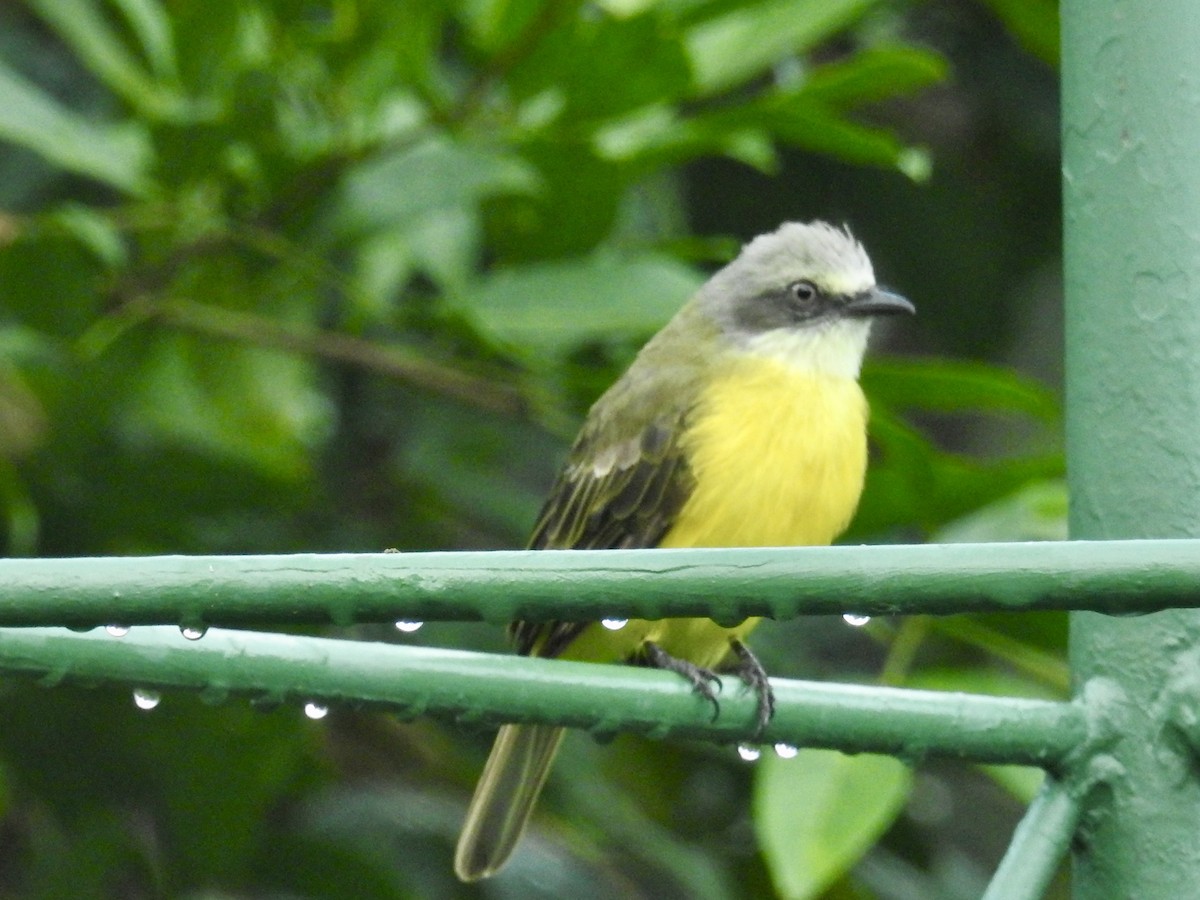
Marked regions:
[698,221,913,378]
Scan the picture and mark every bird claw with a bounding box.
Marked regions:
[641,641,724,720]
[639,640,775,733]
[730,639,775,739]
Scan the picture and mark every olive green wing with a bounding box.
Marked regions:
[512,417,694,658]
[529,419,692,551]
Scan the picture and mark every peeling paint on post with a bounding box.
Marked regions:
[1063,0,1200,896]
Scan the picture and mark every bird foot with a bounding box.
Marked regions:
[641,641,723,720]
[730,640,775,739]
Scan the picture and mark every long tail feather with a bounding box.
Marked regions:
[454,723,566,881]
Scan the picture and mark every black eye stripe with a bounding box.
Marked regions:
[729,280,841,334]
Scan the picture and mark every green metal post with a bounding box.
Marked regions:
[1063,1,1200,895]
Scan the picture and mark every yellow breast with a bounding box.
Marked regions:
[559,354,870,669]
[661,355,869,549]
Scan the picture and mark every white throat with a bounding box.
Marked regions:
[740,319,871,380]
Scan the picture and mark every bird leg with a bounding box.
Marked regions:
[729,639,775,739]
[640,641,723,720]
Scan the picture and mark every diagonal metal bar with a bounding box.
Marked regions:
[982,775,1082,900]
[0,626,1086,766]
[0,539,1197,628]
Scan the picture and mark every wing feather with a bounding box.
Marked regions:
[513,417,693,657]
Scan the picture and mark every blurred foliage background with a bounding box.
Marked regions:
[0,0,1068,897]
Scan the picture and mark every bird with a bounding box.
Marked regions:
[454,220,913,881]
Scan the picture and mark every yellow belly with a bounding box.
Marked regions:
[564,356,869,668]
[663,355,869,549]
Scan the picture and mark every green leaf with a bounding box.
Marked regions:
[918,615,1069,695]
[43,204,129,269]
[658,46,944,174]
[801,46,949,109]
[26,0,187,119]
[109,0,178,80]
[508,10,693,120]
[851,407,1065,539]
[0,60,151,193]
[904,666,1060,702]
[0,231,109,338]
[981,764,1045,803]
[751,93,915,169]
[977,0,1059,66]
[935,479,1067,543]
[485,140,629,259]
[592,104,778,171]
[594,0,661,15]
[458,0,560,56]
[331,138,540,238]
[128,336,331,479]
[454,251,704,352]
[686,0,874,95]
[0,324,59,366]
[0,458,39,556]
[756,749,912,900]
[862,357,1061,421]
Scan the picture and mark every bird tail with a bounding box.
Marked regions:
[454,723,566,881]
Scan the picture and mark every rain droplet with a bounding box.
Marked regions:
[737,743,762,762]
[180,625,207,641]
[394,620,423,633]
[601,618,628,631]
[774,743,799,759]
[105,624,130,637]
[842,613,871,627]
[304,702,328,720]
[133,688,160,710]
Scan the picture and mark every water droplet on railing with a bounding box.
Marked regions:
[394,620,424,633]
[601,618,628,631]
[773,743,798,759]
[180,625,207,641]
[842,613,871,627]
[304,702,328,720]
[133,688,161,710]
[737,743,762,762]
[105,624,130,637]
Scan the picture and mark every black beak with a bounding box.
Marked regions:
[842,287,915,317]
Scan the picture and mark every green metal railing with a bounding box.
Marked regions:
[0,620,1087,765]
[0,537,1195,898]
[0,541,1194,627]
[0,3,1193,898]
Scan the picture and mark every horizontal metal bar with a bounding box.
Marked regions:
[982,776,1080,900]
[0,540,1195,628]
[0,626,1085,767]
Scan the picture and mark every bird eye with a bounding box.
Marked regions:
[789,280,819,304]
